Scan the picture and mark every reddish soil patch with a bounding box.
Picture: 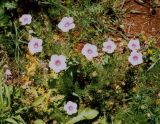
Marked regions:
[123,0,160,38]
[74,42,85,53]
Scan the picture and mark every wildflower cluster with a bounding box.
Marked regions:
[128,39,143,66]
[22,14,144,68]
[18,14,145,116]
[0,1,159,123]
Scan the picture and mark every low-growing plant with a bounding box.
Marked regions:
[0,0,160,124]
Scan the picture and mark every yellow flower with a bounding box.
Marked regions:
[50,95,65,102]
[52,34,60,41]
[25,54,39,76]
[21,54,40,86]
[48,71,58,79]
[21,76,32,86]
[140,34,147,41]
[37,87,45,95]
[133,84,139,92]
[156,99,160,105]
[147,49,152,55]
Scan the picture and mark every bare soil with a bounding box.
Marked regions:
[123,0,160,39]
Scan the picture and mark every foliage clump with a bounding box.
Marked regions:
[0,0,160,124]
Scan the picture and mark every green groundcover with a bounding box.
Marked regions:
[0,0,160,124]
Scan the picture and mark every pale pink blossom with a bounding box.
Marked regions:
[28,37,43,54]
[58,17,75,32]
[64,101,77,115]
[49,55,67,73]
[102,40,116,54]
[128,39,140,51]
[81,43,98,60]
[19,14,32,25]
[128,51,143,66]
[5,69,12,76]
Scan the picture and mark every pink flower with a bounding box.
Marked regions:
[64,101,77,115]
[128,51,143,66]
[5,69,12,76]
[128,39,140,51]
[81,43,98,60]
[58,17,75,32]
[28,37,43,54]
[19,14,32,25]
[102,40,116,54]
[49,55,67,73]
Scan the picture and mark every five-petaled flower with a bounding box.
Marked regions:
[19,14,32,25]
[28,37,43,54]
[64,101,77,115]
[128,39,140,51]
[128,51,143,66]
[81,43,98,60]
[49,55,67,73]
[102,40,116,54]
[58,17,75,32]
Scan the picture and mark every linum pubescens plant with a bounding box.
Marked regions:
[0,60,11,123]
[0,60,27,124]
[0,0,160,124]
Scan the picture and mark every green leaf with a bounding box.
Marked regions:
[13,115,27,124]
[3,2,17,9]
[113,120,122,124]
[34,119,45,124]
[147,58,160,71]
[49,111,64,122]
[48,79,57,88]
[66,108,99,124]
[5,118,19,124]
[31,96,45,107]
[82,108,99,119]
[102,55,110,65]
[0,8,5,16]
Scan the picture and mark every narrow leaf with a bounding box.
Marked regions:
[34,119,45,124]
[31,96,45,107]
[66,108,99,124]
[5,118,18,124]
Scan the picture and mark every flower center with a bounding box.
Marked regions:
[34,43,39,48]
[132,43,136,48]
[68,106,73,111]
[24,17,28,22]
[55,60,61,66]
[87,49,93,54]
[106,45,111,49]
[133,56,138,61]
[64,22,70,27]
